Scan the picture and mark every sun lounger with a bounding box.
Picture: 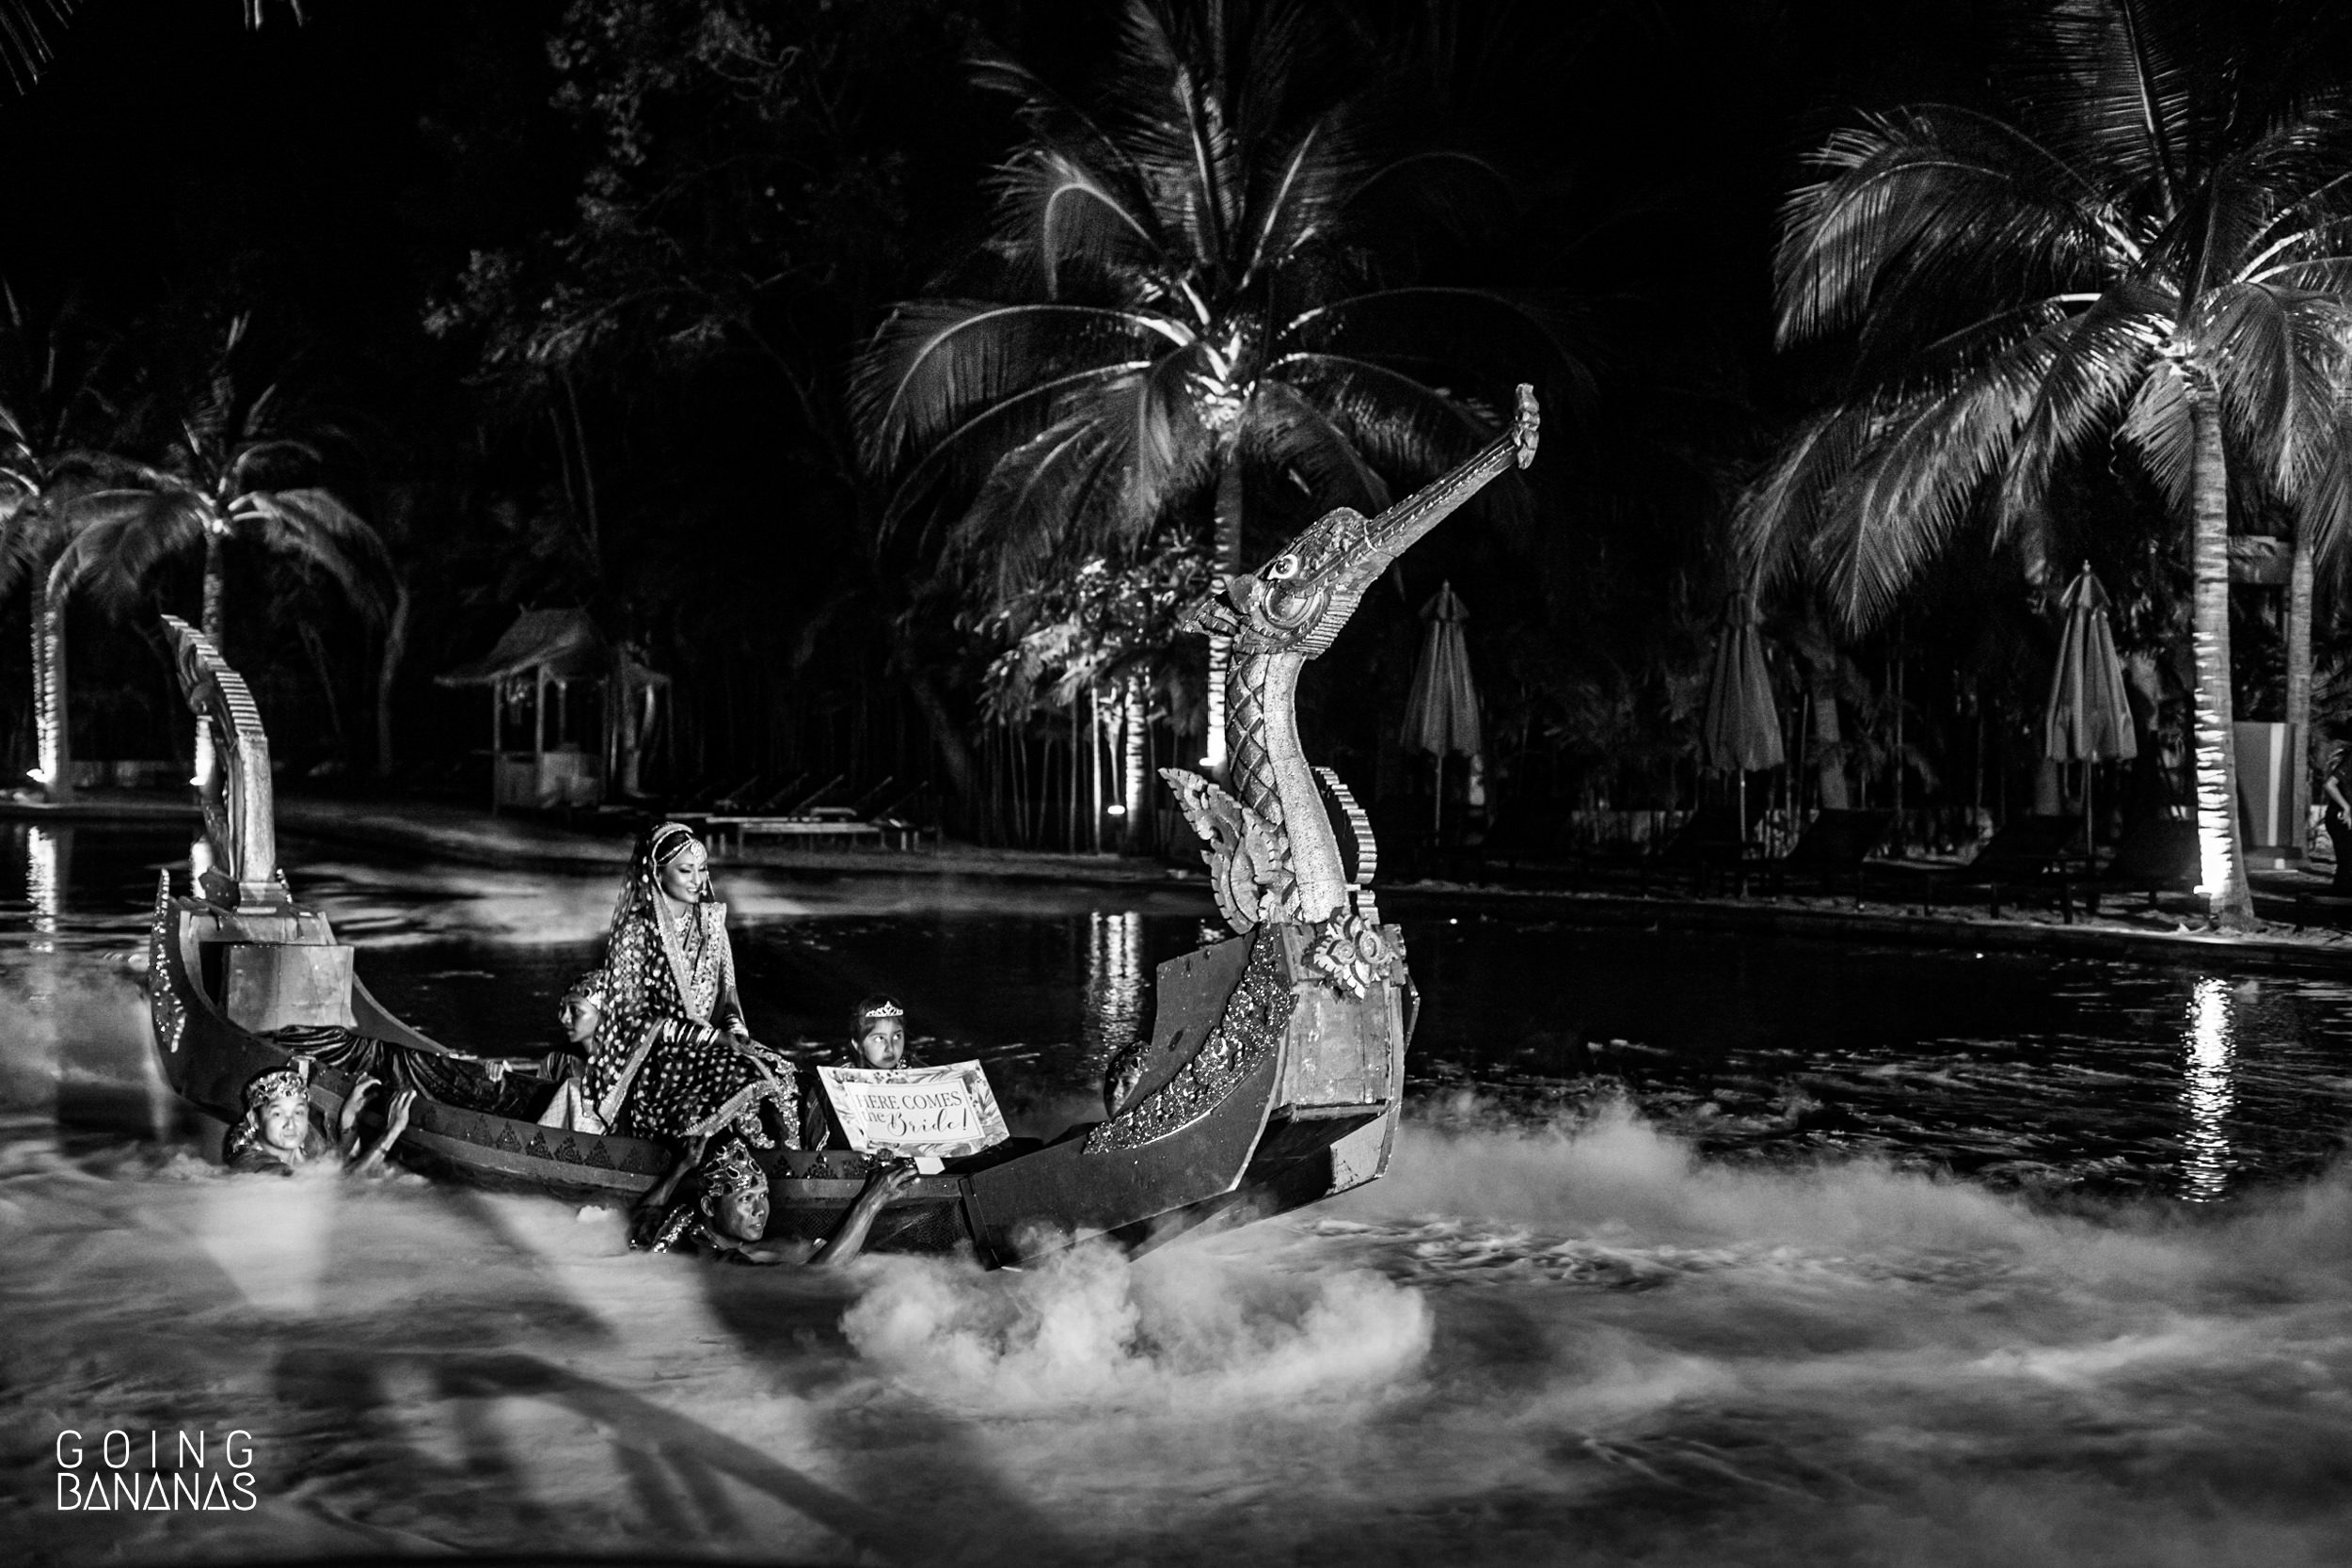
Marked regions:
[2087,814,2200,914]
[1883,814,2090,921]
[1742,808,1892,904]
[1645,801,1757,893]
[705,814,891,855]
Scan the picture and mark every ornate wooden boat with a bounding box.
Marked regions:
[146,389,1537,1262]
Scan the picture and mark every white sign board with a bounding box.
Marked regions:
[817,1061,1009,1163]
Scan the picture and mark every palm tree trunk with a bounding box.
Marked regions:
[32,569,69,800]
[879,611,977,821]
[201,531,224,647]
[2183,363,2257,927]
[1801,646,1850,811]
[297,622,347,757]
[1204,455,1243,776]
[2287,524,2313,856]
[195,530,226,788]
[1121,671,1147,852]
[374,578,411,779]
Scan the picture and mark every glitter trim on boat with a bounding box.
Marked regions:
[1086,926,1294,1153]
[151,872,186,1056]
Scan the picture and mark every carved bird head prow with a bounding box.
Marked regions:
[1177,385,1539,659]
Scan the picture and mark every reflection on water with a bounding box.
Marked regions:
[1080,909,1146,1068]
[2182,976,2237,1202]
[25,824,57,946]
[7,826,2352,1564]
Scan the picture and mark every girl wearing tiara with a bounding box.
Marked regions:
[800,994,917,1151]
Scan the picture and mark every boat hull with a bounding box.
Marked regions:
[149,877,1409,1265]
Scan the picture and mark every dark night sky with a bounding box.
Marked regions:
[0,0,1999,437]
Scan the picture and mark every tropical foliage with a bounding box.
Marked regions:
[851,0,1579,768]
[1743,0,2352,925]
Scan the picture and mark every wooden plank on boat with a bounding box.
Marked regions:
[1272,924,1406,1114]
[964,1047,1279,1262]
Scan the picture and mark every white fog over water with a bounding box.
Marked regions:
[4,824,2352,1565]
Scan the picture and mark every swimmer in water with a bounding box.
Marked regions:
[636,1134,918,1264]
[224,1059,414,1178]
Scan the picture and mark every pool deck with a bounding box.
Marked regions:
[11,787,2352,973]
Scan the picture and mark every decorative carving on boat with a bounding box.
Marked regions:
[1304,909,1394,998]
[160,615,286,911]
[1168,386,1538,946]
[1105,388,1538,1143]
[1162,770,1295,932]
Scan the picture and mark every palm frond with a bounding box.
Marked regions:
[0,0,73,100]
[51,488,212,613]
[1991,283,2169,522]
[2239,291,2352,506]
[232,487,389,616]
[1819,349,2057,626]
[990,148,1173,296]
[2012,0,2201,203]
[1283,285,1593,410]
[952,407,1142,600]
[1738,407,1878,589]
[1104,1,1242,273]
[850,298,1183,472]
[1237,104,1379,285]
[1238,380,1389,515]
[227,436,325,488]
[1268,350,1492,459]
[1777,105,2127,350]
[880,361,1155,536]
[2116,356,2194,514]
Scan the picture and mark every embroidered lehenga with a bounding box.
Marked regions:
[587,827,799,1146]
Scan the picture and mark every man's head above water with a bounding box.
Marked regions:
[243,1062,313,1156]
[849,994,907,1069]
[697,1135,770,1243]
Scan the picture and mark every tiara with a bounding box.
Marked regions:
[648,821,701,863]
[244,1063,311,1112]
[859,1001,905,1019]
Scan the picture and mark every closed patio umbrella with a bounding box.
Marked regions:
[2043,563,2138,847]
[1701,590,1786,842]
[1401,581,1481,832]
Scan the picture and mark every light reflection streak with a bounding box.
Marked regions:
[2180,975,2236,1202]
[26,825,57,949]
[1083,910,1145,1065]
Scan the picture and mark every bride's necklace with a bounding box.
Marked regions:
[665,892,707,968]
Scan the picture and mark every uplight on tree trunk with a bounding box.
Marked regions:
[1121,672,1147,850]
[2183,361,2256,927]
[1204,638,1230,774]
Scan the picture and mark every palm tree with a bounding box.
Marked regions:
[851,0,1574,772]
[0,291,119,798]
[50,315,387,783]
[1742,0,2352,928]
